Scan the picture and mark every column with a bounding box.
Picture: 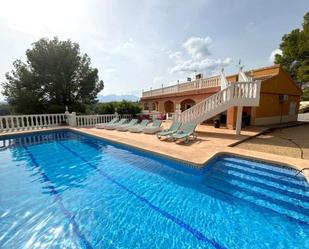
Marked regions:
[235,106,243,135]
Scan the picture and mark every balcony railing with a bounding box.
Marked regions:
[142,75,221,97]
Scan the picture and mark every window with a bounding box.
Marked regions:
[289,101,296,115]
[143,102,149,110]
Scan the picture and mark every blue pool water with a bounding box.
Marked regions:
[0,130,309,249]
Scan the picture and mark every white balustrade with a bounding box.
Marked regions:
[75,114,132,128]
[0,114,66,133]
[0,113,134,132]
[142,76,221,97]
[175,81,261,125]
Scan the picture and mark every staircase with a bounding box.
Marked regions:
[174,80,261,125]
[205,156,309,225]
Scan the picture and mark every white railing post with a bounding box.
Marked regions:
[255,80,261,104]
[174,104,181,122]
[66,112,77,127]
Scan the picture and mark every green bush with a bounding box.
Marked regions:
[303,88,309,101]
[95,101,141,116]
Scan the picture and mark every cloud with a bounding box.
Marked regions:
[183,36,212,60]
[269,48,282,63]
[169,36,232,74]
[170,58,232,73]
[113,38,134,54]
[168,51,183,61]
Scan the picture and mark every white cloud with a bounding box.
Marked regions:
[113,38,135,54]
[170,58,232,73]
[168,51,183,61]
[169,36,232,74]
[269,48,282,63]
[183,36,212,60]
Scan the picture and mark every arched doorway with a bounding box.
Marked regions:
[164,100,174,113]
[180,99,196,111]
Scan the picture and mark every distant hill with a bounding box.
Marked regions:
[97,94,139,103]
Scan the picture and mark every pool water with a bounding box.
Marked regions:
[0,130,308,249]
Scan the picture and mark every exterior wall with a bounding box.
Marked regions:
[141,86,219,113]
[252,93,300,125]
[255,94,300,118]
[227,107,237,129]
[252,67,302,125]
[140,65,302,127]
[254,115,298,126]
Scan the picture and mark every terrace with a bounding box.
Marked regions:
[142,75,221,98]
[1,113,308,181]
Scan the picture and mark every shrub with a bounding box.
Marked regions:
[94,100,141,116]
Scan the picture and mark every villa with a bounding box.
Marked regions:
[0,65,308,248]
[141,64,302,129]
[1,0,309,246]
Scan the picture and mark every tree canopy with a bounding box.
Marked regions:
[94,101,141,116]
[275,12,309,83]
[2,37,104,114]
[303,88,309,101]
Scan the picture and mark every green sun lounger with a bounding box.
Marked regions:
[170,122,197,143]
[143,120,163,134]
[117,119,139,131]
[105,118,128,130]
[156,122,181,139]
[129,119,150,133]
[95,117,118,129]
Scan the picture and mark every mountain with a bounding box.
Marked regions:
[97,94,140,103]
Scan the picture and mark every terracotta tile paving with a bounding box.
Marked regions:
[72,121,309,181]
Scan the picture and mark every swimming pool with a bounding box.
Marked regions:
[0,130,308,249]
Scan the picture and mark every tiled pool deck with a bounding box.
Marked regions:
[1,122,308,181]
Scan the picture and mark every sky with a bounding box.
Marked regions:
[0,0,308,101]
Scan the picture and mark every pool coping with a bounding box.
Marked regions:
[1,127,309,182]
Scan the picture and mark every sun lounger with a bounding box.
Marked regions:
[156,122,181,139]
[95,117,118,129]
[117,119,139,131]
[105,118,128,130]
[142,120,163,134]
[170,122,197,143]
[129,119,150,133]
